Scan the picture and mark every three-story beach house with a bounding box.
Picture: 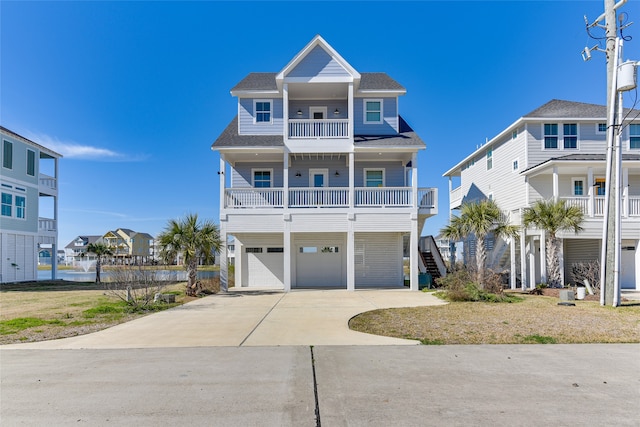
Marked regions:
[443,100,640,290]
[1,126,62,282]
[212,35,437,291]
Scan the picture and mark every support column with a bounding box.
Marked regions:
[411,153,418,208]
[552,166,559,201]
[284,217,291,291]
[219,222,228,292]
[283,151,289,209]
[588,167,594,217]
[348,152,354,208]
[410,213,419,291]
[348,82,354,140]
[539,230,547,284]
[347,214,355,291]
[528,237,536,288]
[558,238,565,286]
[510,237,516,290]
[622,167,629,217]
[520,229,527,290]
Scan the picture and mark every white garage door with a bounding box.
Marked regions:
[296,244,343,287]
[247,250,284,287]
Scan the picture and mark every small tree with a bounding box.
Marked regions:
[157,213,222,296]
[523,199,584,288]
[440,199,519,289]
[86,242,113,284]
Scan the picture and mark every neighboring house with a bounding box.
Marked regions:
[211,35,438,291]
[102,228,154,264]
[443,99,640,290]
[0,126,62,282]
[64,235,103,263]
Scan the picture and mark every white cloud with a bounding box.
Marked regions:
[25,131,140,161]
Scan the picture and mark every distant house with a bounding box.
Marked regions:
[64,235,103,264]
[102,228,154,264]
[211,35,438,291]
[0,126,62,282]
[443,99,640,290]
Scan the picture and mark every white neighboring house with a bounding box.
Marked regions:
[443,99,640,290]
[1,126,62,282]
[212,35,438,291]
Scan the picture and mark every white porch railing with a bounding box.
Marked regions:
[449,186,462,207]
[39,174,57,191]
[224,187,437,209]
[38,217,56,232]
[562,196,590,213]
[628,196,640,216]
[289,188,349,207]
[355,187,412,207]
[288,119,349,139]
[225,189,283,208]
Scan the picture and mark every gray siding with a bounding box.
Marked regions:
[354,97,398,135]
[231,162,283,188]
[238,98,284,135]
[287,45,350,78]
[354,161,406,187]
[288,100,348,119]
[527,122,608,167]
[1,136,39,185]
[289,159,348,187]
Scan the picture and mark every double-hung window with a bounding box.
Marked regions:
[364,169,384,187]
[563,124,577,149]
[630,124,640,149]
[253,169,272,188]
[486,148,493,170]
[254,100,272,124]
[1,193,11,217]
[572,178,585,196]
[363,99,383,124]
[597,123,607,134]
[3,140,12,169]
[544,124,558,149]
[15,195,26,219]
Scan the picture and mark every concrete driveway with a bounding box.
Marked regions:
[1,289,447,349]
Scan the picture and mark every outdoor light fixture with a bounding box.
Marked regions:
[295,171,301,177]
[335,170,340,176]
[334,108,340,115]
[297,109,303,116]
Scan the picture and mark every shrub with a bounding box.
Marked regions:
[104,265,167,308]
[435,269,522,303]
[571,260,600,293]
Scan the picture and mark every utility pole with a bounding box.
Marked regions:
[602,0,618,306]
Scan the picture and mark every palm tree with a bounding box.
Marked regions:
[86,242,113,284]
[157,213,222,296]
[440,199,519,288]
[523,199,584,288]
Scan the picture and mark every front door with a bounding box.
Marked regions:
[309,169,328,205]
[309,106,326,120]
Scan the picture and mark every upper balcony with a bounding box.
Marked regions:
[224,186,437,216]
[288,118,349,139]
[561,196,640,218]
[39,173,58,196]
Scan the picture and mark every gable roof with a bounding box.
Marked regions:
[0,126,63,158]
[276,35,360,83]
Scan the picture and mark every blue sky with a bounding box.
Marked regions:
[2,1,639,248]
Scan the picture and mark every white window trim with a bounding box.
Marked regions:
[629,123,640,150]
[363,99,383,124]
[512,158,519,172]
[542,123,580,150]
[512,129,518,139]
[363,168,385,187]
[486,148,493,170]
[309,168,328,188]
[571,177,586,196]
[596,123,607,135]
[309,106,327,120]
[1,190,26,220]
[253,99,273,124]
[251,168,273,188]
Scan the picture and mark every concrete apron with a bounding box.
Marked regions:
[1,289,447,350]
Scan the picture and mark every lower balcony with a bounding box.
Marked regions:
[224,187,437,210]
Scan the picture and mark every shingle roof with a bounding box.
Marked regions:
[524,99,640,118]
[231,73,278,92]
[211,116,424,149]
[229,72,404,92]
[212,117,285,148]
[521,153,640,173]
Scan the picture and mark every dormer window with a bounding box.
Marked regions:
[364,99,383,124]
[254,100,272,124]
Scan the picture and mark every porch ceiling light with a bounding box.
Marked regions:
[297,109,303,116]
[295,171,302,177]
[334,108,340,115]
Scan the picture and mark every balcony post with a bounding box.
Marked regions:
[283,83,289,139]
[411,153,418,209]
[588,167,594,217]
[219,157,226,209]
[622,167,629,217]
[348,152,354,208]
[348,82,354,139]
[552,166,559,201]
[283,151,289,209]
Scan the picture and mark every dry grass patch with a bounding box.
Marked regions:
[0,281,189,344]
[349,294,640,344]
